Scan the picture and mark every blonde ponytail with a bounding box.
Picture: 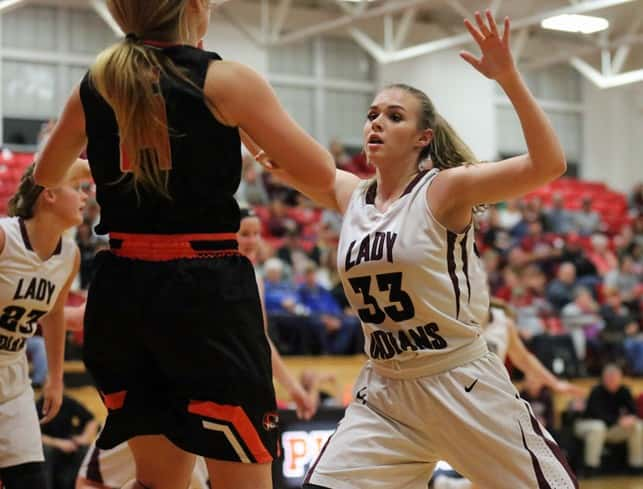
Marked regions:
[90,41,172,197]
[88,0,208,198]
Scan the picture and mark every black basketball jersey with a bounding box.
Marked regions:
[79,45,242,235]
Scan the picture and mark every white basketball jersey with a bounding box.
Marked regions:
[0,217,76,367]
[483,306,510,362]
[338,169,489,376]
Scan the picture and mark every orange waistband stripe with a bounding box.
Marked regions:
[109,232,239,261]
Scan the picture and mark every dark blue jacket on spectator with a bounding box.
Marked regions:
[297,284,342,317]
[264,281,299,314]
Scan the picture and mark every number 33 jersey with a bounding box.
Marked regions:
[337,169,490,376]
[0,217,76,366]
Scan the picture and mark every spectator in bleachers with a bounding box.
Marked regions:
[266,196,298,238]
[560,233,600,281]
[630,183,643,215]
[574,195,602,236]
[480,206,509,253]
[329,139,352,171]
[276,229,321,278]
[497,198,524,231]
[482,248,503,294]
[561,287,605,363]
[297,262,362,355]
[512,198,547,240]
[574,364,643,476]
[547,262,578,311]
[511,265,553,343]
[320,208,343,237]
[587,233,618,278]
[634,215,643,247]
[263,258,321,355]
[605,254,642,316]
[519,219,561,273]
[37,394,99,489]
[614,226,643,275]
[506,245,530,269]
[546,192,575,234]
[494,266,519,302]
[600,287,641,370]
[236,158,269,207]
[263,258,301,316]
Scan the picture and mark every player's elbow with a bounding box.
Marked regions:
[551,155,567,179]
[318,165,336,193]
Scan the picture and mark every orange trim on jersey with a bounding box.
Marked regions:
[101,390,127,410]
[188,400,273,463]
[110,232,239,261]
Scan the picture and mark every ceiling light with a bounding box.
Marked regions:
[541,14,609,34]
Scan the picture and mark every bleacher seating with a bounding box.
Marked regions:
[525,177,632,235]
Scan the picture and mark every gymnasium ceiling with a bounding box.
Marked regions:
[9,0,643,88]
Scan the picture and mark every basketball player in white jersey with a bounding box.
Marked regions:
[250,10,578,489]
[431,299,586,489]
[0,163,85,488]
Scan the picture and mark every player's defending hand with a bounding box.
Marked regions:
[291,383,318,421]
[460,10,517,85]
[553,379,588,399]
[40,376,63,424]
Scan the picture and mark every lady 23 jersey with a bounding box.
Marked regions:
[0,217,75,366]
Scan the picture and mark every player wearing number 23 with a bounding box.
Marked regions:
[0,163,84,488]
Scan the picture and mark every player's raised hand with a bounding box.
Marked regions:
[460,10,516,84]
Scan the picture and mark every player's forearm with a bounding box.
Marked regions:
[41,315,66,383]
[499,70,566,180]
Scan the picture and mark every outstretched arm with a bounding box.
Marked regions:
[429,11,566,231]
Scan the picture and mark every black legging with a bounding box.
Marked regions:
[0,462,47,489]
